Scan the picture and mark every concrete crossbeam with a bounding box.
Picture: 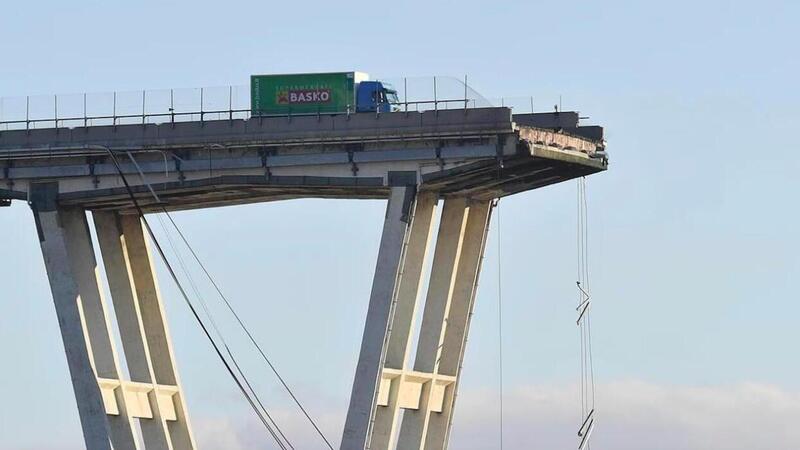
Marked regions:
[376,369,456,412]
[97,379,181,421]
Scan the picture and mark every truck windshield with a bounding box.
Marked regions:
[385,89,399,105]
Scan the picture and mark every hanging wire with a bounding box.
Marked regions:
[155,214,295,449]
[577,180,585,421]
[118,146,334,449]
[495,199,505,450]
[576,177,596,450]
[162,211,335,450]
[583,179,596,409]
[101,148,294,450]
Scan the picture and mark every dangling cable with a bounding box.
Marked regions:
[495,199,505,450]
[100,148,294,450]
[583,179,596,411]
[120,146,333,449]
[155,214,295,449]
[162,211,335,450]
[576,177,596,450]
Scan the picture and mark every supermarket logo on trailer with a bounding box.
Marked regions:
[277,88,332,104]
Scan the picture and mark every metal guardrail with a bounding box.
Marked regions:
[0,75,560,133]
[0,100,479,132]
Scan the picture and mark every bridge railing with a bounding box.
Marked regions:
[0,77,554,132]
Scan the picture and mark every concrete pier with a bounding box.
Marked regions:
[4,109,606,450]
[32,183,117,450]
[30,184,195,450]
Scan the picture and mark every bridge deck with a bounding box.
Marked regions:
[0,108,606,212]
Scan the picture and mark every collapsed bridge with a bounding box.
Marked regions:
[0,106,606,450]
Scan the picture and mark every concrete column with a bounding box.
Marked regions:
[94,211,197,450]
[396,198,469,450]
[120,213,196,449]
[394,199,492,450]
[60,208,140,450]
[95,211,171,449]
[341,185,417,450]
[424,201,491,450]
[369,192,438,450]
[412,198,470,375]
[30,183,115,450]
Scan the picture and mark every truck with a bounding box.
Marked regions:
[250,72,398,116]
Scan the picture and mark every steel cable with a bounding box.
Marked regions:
[496,200,505,450]
[162,211,335,450]
[118,146,332,449]
[155,214,294,449]
[576,177,596,450]
[103,148,293,450]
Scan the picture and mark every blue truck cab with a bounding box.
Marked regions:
[356,80,399,113]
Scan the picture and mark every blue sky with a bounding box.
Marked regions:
[1,1,798,449]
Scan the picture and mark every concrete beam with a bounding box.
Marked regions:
[94,211,176,449]
[0,145,499,182]
[31,183,114,450]
[384,192,439,370]
[413,198,470,374]
[396,198,469,449]
[119,213,196,449]
[425,201,492,450]
[341,185,417,450]
[370,192,438,450]
[59,208,140,450]
[437,201,491,376]
[393,199,492,450]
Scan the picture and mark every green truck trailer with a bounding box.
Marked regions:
[250,71,397,115]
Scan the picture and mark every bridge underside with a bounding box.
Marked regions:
[1,108,605,212]
[56,147,601,212]
[1,108,606,450]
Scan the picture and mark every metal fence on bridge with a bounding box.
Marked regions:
[0,76,550,132]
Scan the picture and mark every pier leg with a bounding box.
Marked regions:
[369,192,438,450]
[396,199,492,450]
[421,201,491,450]
[30,183,137,450]
[94,211,197,450]
[341,184,423,450]
[30,181,195,450]
[342,190,493,450]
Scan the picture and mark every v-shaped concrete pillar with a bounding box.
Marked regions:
[30,182,196,450]
[31,175,490,450]
[94,211,196,450]
[341,183,493,450]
